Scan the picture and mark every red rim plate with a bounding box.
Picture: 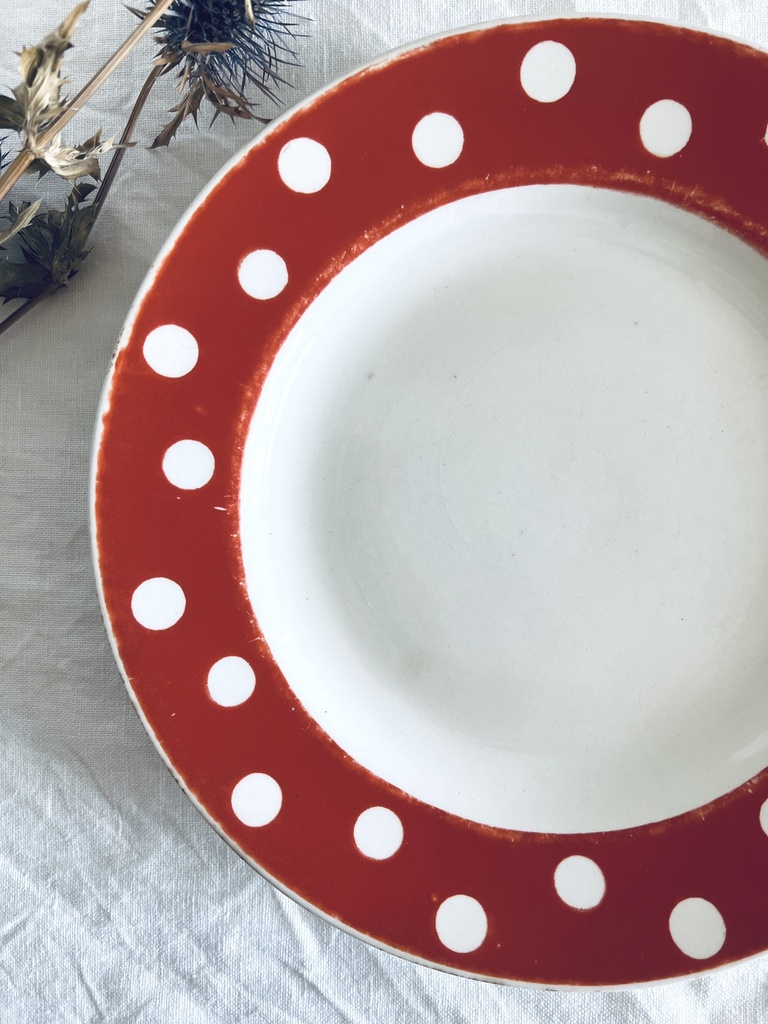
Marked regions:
[92,16,768,986]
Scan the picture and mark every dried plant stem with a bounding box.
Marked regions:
[0,280,60,338]
[0,0,176,205]
[0,150,38,206]
[0,62,165,338]
[91,63,163,221]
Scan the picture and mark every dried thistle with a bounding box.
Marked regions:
[0,184,97,301]
[0,0,304,337]
[0,0,177,205]
[13,2,89,139]
[135,0,303,147]
[0,0,177,333]
[0,5,130,320]
[0,2,124,182]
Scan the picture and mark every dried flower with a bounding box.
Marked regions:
[0,2,123,182]
[0,1,175,328]
[0,184,96,301]
[0,0,304,336]
[13,2,89,137]
[135,0,304,146]
[0,4,126,315]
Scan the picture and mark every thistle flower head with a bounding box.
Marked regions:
[158,0,301,92]
[139,0,304,145]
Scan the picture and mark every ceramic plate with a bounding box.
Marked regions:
[92,16,768,986]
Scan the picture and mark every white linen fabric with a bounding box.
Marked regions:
[2,1,768,1020]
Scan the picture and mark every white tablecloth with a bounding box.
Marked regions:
[2,1,768,1020]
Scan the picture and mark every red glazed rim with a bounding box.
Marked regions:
[92,15,768,987]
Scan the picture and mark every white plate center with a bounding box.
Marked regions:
[240,185,768,833]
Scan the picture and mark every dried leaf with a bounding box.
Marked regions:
[151,79,204,148]
[0,183,97,302]
[0,198,42,246]
[54,0,92,45]
[152,53,182,68]
[0,258,51,301]
[44,150,100,180]
[12,1,92,178]
[0,95,25,132]
[13,79,67,135]
[200,73,258,125]
[71,181,97,202]
[28,158,52,179]
[19,0,90,81]
[180,41,235,55]
[40,128,123,181]
[16,1,90,120]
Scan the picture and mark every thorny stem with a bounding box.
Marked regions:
[90,63,163,222]
[0,0,176,205]
[0,61,165,338]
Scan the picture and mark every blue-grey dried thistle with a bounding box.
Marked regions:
[136,0,304,146]
[0,0,305,334]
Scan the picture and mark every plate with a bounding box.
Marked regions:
[92,16,768,987]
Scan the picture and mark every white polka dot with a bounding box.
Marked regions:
[278,137,332,194]
[207,656,256,707]
[763,123,768,147]
[231,773,282,827]
[131,577,185,630]
[520,41,576,103]
[640,99,692,158]
[669,898,726,960]
[162,440,215,490]
[554,855,606,910]
[143,324,198,378]
[238,249,288,300]
[760,797,768,835]
[353,806,403,860]
[435,894,487,953]
[412,113,464,168]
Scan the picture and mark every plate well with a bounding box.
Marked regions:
[241,184,768,833]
